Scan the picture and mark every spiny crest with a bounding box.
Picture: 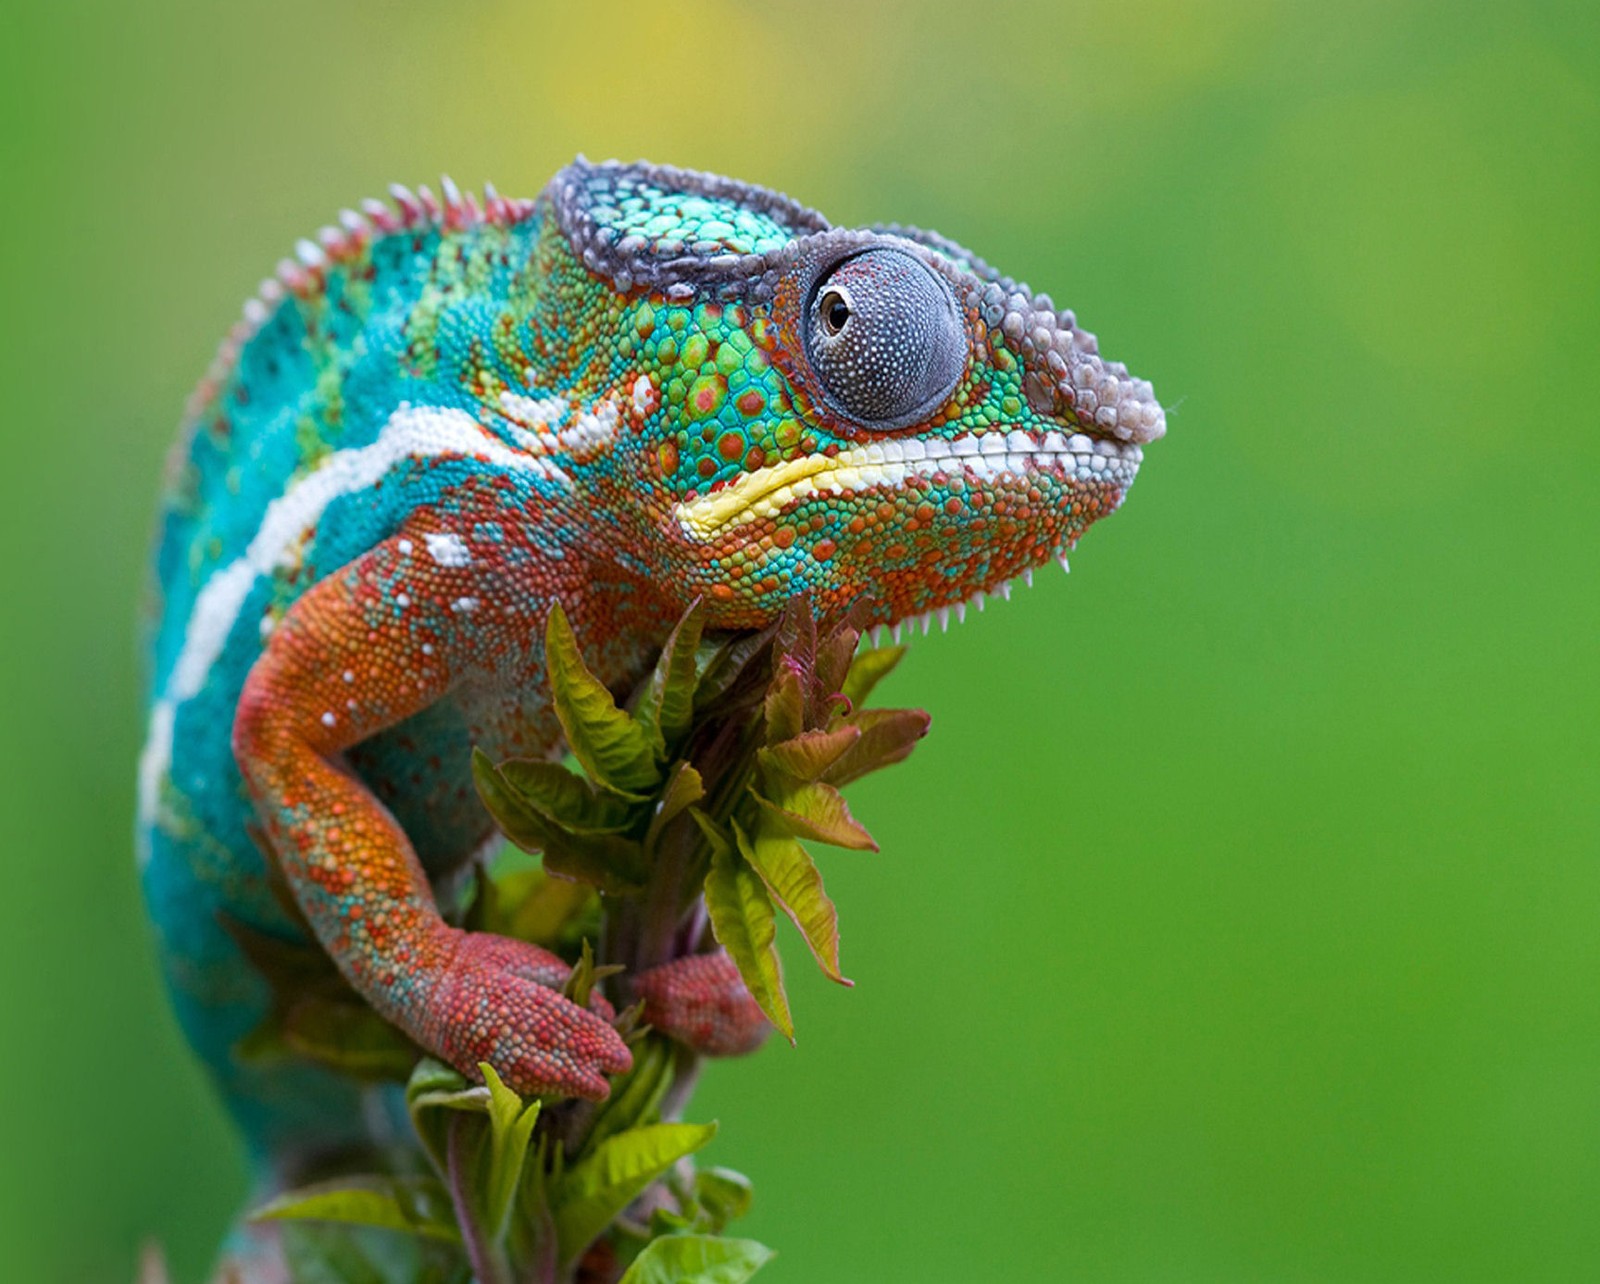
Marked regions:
[181,177,537,427]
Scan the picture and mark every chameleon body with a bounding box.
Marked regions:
[138,159,1163,1219]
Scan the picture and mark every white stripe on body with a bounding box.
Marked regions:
[136,402,570,866]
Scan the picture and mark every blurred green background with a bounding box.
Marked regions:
[3,1,1597,1280]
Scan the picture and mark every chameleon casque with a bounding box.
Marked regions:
[138,158,1163,1267]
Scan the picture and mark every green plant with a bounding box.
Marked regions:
[247,598,929,1282]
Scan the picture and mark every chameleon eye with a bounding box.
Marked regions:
[803,248,965,430]
[819,287,852,335]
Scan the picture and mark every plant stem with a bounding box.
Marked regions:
[632,833,693,973]
[658,1045,703,1123]
[447,1113,513,1284]
[528,1193,562,1284]
[632,719,750,972]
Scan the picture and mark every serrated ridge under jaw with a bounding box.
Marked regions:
[877,551,1056,644]
[673,429,1142,543]
[974,281,1165,444]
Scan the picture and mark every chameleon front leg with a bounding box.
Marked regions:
[233,521,632,1100]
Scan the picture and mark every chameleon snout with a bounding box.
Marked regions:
[991,286,1165,444]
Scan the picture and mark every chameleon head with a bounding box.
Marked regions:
[550,160,1165,631]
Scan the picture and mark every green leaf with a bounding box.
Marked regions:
[542,833,649,895]
[476,864,598,949]
[219,911,340,993]
[546,601,661,795]
[636,600,706,754]
[251,1175,461,1245]
[735,821,849,986]
[406,1058,483,1110]
[479,1063,541,1243]
[406,1058,488,1178]
[694,1168,755,1233]
[536,829,647,896]
[646,761,706,852]
[487,752,637,833]
[704,829,793,1041]
[618,1235,774,1284]
[474,755,647,894]
[277,1223,394,1284]
[473,755,554,852]
[687,808,734,860]
[586,1036,675,1149]
[840,645,906,710]
[561,938,624,1010]
[757,726,861,783]
[822,707,931,787]
[276,995,420,1082]
[553,1121,718,1267]
[751,781,877,851]
[649,1209,696,1240]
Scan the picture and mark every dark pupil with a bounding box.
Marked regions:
[823,292,850,333]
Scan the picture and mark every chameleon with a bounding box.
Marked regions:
[138,158,1164,1272]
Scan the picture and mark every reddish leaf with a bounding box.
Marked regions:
[823,708,931,786]
[758,725,862,783]
[693,627,776,710]
[814,624,860,705]
[772,595,818,675]
[763,662,806,744]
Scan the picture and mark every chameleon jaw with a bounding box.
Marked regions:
[672,430,1143,543]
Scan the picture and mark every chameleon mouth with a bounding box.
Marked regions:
[673,430,1143,543]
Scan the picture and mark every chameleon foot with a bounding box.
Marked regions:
[421,929,632,1099]
[634,951,771,1057]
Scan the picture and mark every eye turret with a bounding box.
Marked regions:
[802,248,965,430]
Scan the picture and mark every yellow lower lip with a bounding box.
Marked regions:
[671,431,1144,543]
[674,452,844,542]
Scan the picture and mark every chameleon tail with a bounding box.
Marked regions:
[138,811,389,1176]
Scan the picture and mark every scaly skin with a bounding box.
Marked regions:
[138,161,1164,1187]
[635,951,772,1058]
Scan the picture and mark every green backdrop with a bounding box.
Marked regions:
[3,2,1596,1280]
